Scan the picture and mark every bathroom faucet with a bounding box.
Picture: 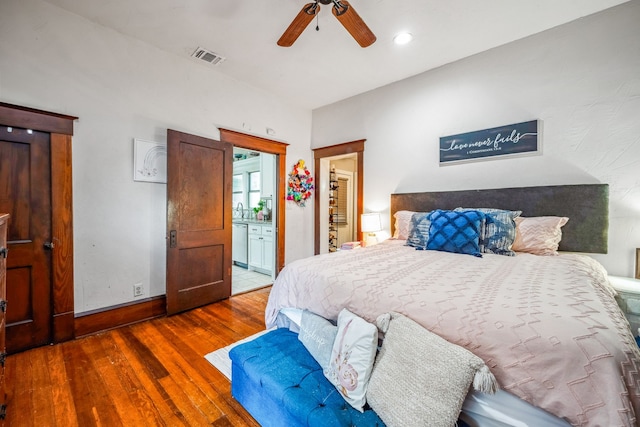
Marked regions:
[236,202,244,218]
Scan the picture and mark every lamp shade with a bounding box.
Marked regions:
[361,213,382,233]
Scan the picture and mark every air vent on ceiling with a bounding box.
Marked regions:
[191,47,226,66]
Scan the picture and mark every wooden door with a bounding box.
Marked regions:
[166,129,233,315]
[0,213,8,417]
[0,127,53,352]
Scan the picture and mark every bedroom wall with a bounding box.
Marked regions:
[312,2,640,277]
[0,0,315,313]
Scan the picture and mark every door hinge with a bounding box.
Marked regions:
[0,352,6,368]
[0,403,6,419]
[169,230,177,248]
[0,247,7,259]
[0,300,5,313]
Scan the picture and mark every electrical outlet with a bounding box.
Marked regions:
[133,283,144,297]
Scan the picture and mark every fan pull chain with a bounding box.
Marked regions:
[316,14,319,31]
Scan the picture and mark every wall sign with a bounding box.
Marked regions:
[439,120,540,165]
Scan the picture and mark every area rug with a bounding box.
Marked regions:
[205,329,272,380]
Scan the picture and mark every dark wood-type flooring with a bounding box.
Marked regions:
[4,287,271,427]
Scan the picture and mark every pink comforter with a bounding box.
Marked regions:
[266,240,640,426]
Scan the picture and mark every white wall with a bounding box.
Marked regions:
[312,2,640,277]
[0,0,315,313]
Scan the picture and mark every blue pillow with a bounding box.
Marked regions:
[426,210,485,257]
[406,211,431,249]
[455,207,521,256]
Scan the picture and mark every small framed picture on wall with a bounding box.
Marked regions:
[133,138,167,183]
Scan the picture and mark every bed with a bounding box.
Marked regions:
[265,184,640,427]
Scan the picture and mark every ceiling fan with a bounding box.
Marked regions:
[277,0,376,48]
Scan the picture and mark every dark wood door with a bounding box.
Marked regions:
[166,129,233,315]
[0,127,53,353]
[0,213,8,417]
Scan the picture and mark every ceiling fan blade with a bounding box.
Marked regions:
[332,1,376,48]
[277,3,320,47]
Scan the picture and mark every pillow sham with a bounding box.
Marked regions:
[426,209,485,257]
[405,211,431,249]
[455,207,521,256]
[298,310,338,370]
[393,210,415,239]
[512,216,569,256]
[324,308,378,412]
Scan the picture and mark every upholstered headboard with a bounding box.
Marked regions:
[390,184,609,254]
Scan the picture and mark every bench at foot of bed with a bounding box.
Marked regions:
[228,328,385,427]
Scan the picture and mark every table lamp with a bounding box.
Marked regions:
[361,213,382,246]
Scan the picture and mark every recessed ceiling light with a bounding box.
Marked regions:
[393,32,413,45]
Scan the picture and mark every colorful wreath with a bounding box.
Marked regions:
[287,159,314,207]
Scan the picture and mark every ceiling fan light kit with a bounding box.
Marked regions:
[278,0,376,48]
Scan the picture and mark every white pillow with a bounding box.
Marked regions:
[393,210,415,239]
[324,308,378,412]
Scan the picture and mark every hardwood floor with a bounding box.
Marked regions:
[4,287,271,427]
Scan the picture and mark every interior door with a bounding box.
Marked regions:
[166,129,233,315]
[0,127,53,353]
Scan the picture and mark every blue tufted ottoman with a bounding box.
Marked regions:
[229,328,385,427]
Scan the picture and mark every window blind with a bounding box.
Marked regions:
[337,177,348,225]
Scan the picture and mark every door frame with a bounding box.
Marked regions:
[0,102,76,344]
[313,140,365,255]
[219,129,288,274]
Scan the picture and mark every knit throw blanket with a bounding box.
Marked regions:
[366,313,498,427]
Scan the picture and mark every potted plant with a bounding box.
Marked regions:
[253,200,266,220]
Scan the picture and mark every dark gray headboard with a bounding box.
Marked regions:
[390,184,609,254]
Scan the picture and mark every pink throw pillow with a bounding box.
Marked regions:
[393,210,415,239]
[512,216,569,256]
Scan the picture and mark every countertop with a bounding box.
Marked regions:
[233,219,273,226]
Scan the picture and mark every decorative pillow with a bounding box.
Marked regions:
[512,216,569,255]
[298,310,338,370]
[405,211,431,249]
[426,209,485,257]
[324,308,378,412]
[366,313,498,427]
[393,210,415,239]
[455,207,521,256]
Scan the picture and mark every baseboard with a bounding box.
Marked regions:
[53,311,75,343]
[74,295,167,338]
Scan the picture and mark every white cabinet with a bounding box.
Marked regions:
[248,224,273,275]
[260,154,275,199]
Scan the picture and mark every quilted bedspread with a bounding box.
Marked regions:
[265,240,640,426]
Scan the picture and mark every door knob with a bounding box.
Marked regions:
[44,241,55,250]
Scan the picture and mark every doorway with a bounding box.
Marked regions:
[231,147,277,294]
[313,140,365,255]
[219,129,289,292]
[320,156,358,253]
